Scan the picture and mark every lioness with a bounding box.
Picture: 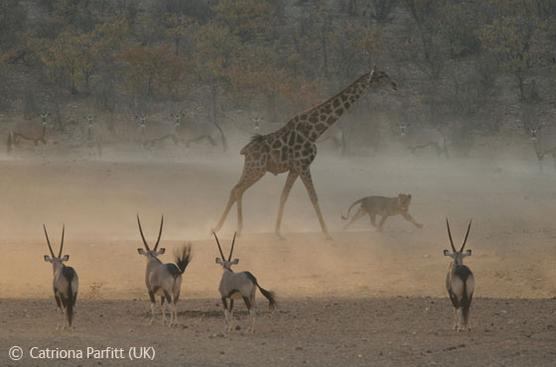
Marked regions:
[341,194,423,232]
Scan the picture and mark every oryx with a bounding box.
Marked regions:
[213,232,276,334]
[398,121,448,157]
[444,219,475,331]
[524,122,556,172]
[43,224,79,330]
[84,114,102,157]
[136,215,192,327]
[7,112,49,153]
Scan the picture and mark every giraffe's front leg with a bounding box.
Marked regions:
[299,169,332,240]
[275,171,299,239]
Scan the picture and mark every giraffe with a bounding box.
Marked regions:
[214,67,397,239]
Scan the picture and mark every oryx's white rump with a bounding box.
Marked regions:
[136,215,192,327]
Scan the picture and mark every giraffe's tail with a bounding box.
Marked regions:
[240,134,264,155]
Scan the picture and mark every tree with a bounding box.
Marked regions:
[119,44,187,99]
[478,6,542,100]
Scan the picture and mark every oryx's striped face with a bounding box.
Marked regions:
[172,113,182,127]
[399,122,408,136]
[527,127,538,141]
[137,247,166,259]
[215,257,239,270]
[443,249,471,266]
[44,254,69,265]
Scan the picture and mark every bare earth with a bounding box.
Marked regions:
[0,144,555,366]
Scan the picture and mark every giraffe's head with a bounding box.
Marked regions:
[367,67,397,91]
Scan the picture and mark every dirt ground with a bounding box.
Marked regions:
[0,143,555,366]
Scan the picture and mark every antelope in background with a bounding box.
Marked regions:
[136,215,192,327]
[7,112,49,153]
[444,219,475,332]
[83,114,102,157]
[523,121,556,172]
[213,232,276,334]
[43,224,79,330]
[181,104,227,150]
[398,121,448,157]
[139,113,182,149]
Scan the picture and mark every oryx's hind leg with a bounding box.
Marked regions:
[452,308,458,330]
[221,297,231,333]
[243,296,255,334]
[148,291,156,325]
[227,299,235,332]
[161,291,172,325]
[54,294,64,330]
[343,207,366,230]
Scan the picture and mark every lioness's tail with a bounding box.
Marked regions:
[341,198,365,220]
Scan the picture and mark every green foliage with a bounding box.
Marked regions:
[119,44,187,98]
[213,0,282,43]
[0,0,27,52]
[0,0,553,135]
[479,16,535,74]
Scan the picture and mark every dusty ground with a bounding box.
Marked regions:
[0,143,555,366]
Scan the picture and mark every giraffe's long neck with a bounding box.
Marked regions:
[295,73,371,142]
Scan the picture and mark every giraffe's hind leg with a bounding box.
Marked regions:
[275,171,299,238]
[300,169,331,239]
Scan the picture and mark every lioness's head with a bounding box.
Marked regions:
[397,194,412,212]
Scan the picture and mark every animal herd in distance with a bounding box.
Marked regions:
[35,69,476,333]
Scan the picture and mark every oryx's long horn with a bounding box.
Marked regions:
[43,224,55,257]
[153,215,164,251]
[58,225,65,257]
[460,219,472,251]
[212,232,226,260]
[446,218,456,252]
[228,232,237,261]
[137,215,151,251]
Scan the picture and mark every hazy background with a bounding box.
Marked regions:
[0,0,555,301]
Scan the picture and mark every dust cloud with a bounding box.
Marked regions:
[0,136,555,301]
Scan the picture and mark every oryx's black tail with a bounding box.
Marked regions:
[245,272,276,310]
[174,244,193,275]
